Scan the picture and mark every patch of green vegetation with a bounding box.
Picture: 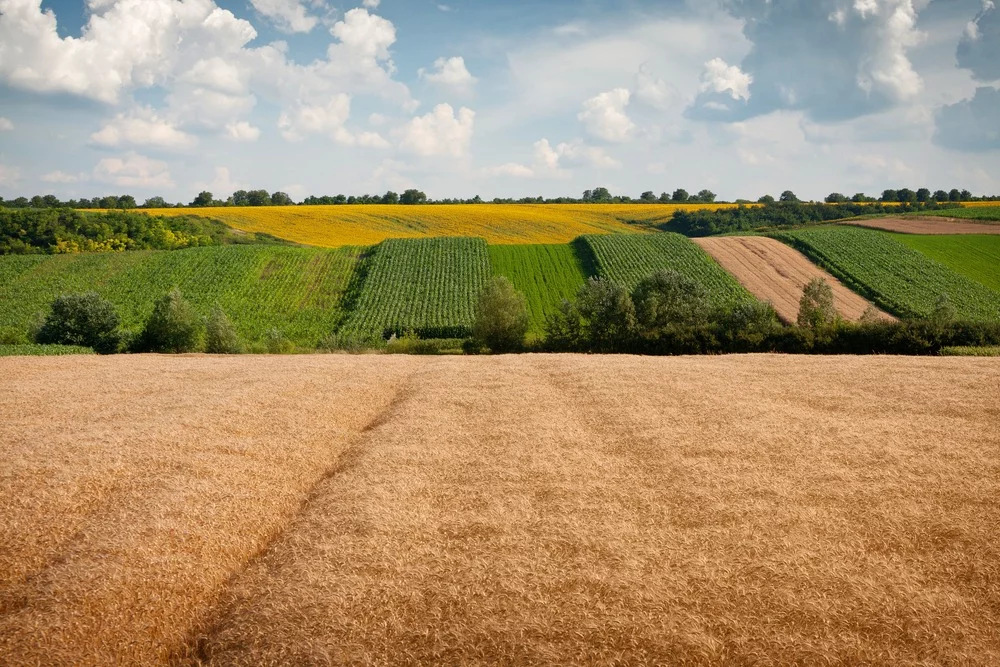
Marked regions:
[940,346,1000,357]
[916,206,1000,222]
[891,234,1000,293]
[0,245,363,346]
[582,233,755,309]
[776,226,1000,320]
[489,244,588,335]
[343,237,490,339]
[0,344,95,356]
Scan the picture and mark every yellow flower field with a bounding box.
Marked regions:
[142,203,732,247]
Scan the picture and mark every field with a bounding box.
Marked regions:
[343,237,491,338]
[918,205,1000,221]
[140,204,731,247]
[583,233,755,308]
[0,344,94,356]
[489,244,589,335]
[845,217,1000,234]
[693,236,890,323]
[0,245,362,345]
[776,226,1000,320]
[2,354,999,664]
[892,234,1000,293]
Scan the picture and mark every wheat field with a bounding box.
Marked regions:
[2,355,999,665]
[141,204,731,247]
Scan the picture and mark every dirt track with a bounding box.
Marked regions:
[2,354,999,665]
[844,217,1000,234]
[694,236,891,323]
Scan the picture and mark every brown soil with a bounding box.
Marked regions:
[844,217,1000,234]
[2,355,1000,665]
[694,236,891,323]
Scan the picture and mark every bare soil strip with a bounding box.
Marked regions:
[694,236,891,323]
[844,217,1000,234]
[3,355,1000,665]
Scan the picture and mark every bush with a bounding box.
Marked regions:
[264,328,295,354]
[35,292,123,354]
[544,299,585,352]
[473,276,529,353]
[575,278,636,352]
[317,331,385,353]
[139,288,203,353]
[797,278,836,329]
[632,269,713,335]
[0,326,26,345]
[205,306,242,354]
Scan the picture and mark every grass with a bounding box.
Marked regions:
[582,232,756,308]
[0,344,95,356]
[138,204,734,247]
[0,245,363,346]
[776,226,1000,320]
[3,355,999,664]
[892,234,1000,292]
[916,205,1000,222]
[343,237,491,338]
[940,346,1000,357]
[489,244,589,335]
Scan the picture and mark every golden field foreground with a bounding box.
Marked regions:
[142,203,732,247]
[2,354,999,665]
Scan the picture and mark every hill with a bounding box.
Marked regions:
[892,234,1000,293]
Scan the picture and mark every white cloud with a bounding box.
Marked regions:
[555,139,621,168]
[362,0,380,7]
[418,56,476,91]
[634,66,679,111]
[250,0,319,33]
[700,58,752,101]
[93,153,174,189]
[0,117,12,131]
[195,166,245,195]
[278,95,389,147]
[399,104,475,158]
[0,163,21,187]
[485,137,619,178]
[41,171,86,184]
[330,7,396,64]
[225,121,261,142]
[90,107,197,150]
[578,89,635,143]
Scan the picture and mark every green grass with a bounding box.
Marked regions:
[0,344,95,356]
[344,237,491,338]
[489,244,589,335]
[581,233,755,308]
[940,346,1000,357]
[0,245,363,346]
[915,206,1000,222]
[891,234,1000,293]
[776,226,1000,321]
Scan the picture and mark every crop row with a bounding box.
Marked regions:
[489,244,589,335]
[775,227,1000,320]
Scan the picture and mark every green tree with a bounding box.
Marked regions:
[916,188,931,203]
[36,292,123,354]
[140,288,203,353]
[381,191,400,204]
[933,190,949,202]
[191,191,214,207]
[247,189,271,206]
[897,188,917,204]
[825,192,848,203]
[576,278,636,351]
[231,190,250,206]
[400,189,427,205]
[270,191,293,206]
[695,189,717,203]
[205,306,242,354]
[949,188,961,202]
[590,187,612,202]
[544,299,584,351]
[671,188,690,202]
[143,196,167,208]
[632,270,712,336]
[779,190,799,203]
[758,194,776,205]
[797,278,836,329]
[640,191,657,202]
[473,277,529,353]
[880,189,899,203]
[118,195,137,209]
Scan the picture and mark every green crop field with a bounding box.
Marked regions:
[892,234,1000,293]
[489,244,589,335]
[0,245,363,345]
[344,237,491,338]
[582,233,755,308]
[0,344,96,357]
[917,206,1000,222]
[776,226,1000,320]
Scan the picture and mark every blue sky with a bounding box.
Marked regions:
[0,0,998,203]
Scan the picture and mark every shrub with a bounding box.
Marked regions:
[632,269,713,336]
[797,278,836,330]
[544,299,585,352]
[139,288,203,353]
[0,326,26,345]
[576,278,637,352]
[317,331,385,353]
[35,292,123,354]
[205,306,242,354]
[264,328,295,354]
[473,276,529,353]
[930,294,958,325]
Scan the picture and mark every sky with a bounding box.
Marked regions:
[0,0,998,203]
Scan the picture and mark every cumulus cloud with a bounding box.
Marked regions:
[689,0,926,122]
[633,66,680,111]
[41,171,86,184]
[578,89,635,143]
[0,117,12,131]
[250,0,319,33]
[418,57,477,91]
[485,138,619,178]
[934,86,1000,152]
[278,95,389,147]
[93,153,174,188]
[399,104,475,158]
[225,121,261,142]
[90,107,197,150]
[957,1,1000,82]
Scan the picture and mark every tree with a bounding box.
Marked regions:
[758,194,776,205]
[42,194,61,207]
[929,294,957,324]
[880,189,899,203]
[191,191,214,207]
[960,189,972,201]
[590,187,612,202]
[35,292,123,354]
[797,278,836,329]
[671,188,689,202]
[695,189,717,203]
[473,277,529,353]
[582,189,593,202]
[247,189,271,206]
[779,190,799,203]
[205,306,242,354]
[851,192,869,203]
[381,191,400,204]
[658,192,671,203]
[143,196,167,209]
[640,191,657,202]
[575,278,636,351]
[825,193,848,203]
[139,288,203,353]
[896,188,916,204]
[99,195,120,209]
[118,195,137,209]
[231,190,250,206]
[632,270,712,336]
[400,189,427,205]
[933,190,949,202]
[544,299,584,351]
[270,191,292,206]
[949,188,961,202]
[916,188,931,203]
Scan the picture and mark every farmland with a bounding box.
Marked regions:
[918,205,1000,221]
[776,226,1000,320]
[0,245,363,345]
[343,237,491,338]
[489,244,589,335]
[2,354,1000,664]
[141,203,730,247]
[844,217,1000,234]
[892,234,1000,293]
[583,233,755,308]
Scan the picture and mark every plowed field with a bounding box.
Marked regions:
[844,217,1000,234]
[694,236,890,322]
[2,355,999,665]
